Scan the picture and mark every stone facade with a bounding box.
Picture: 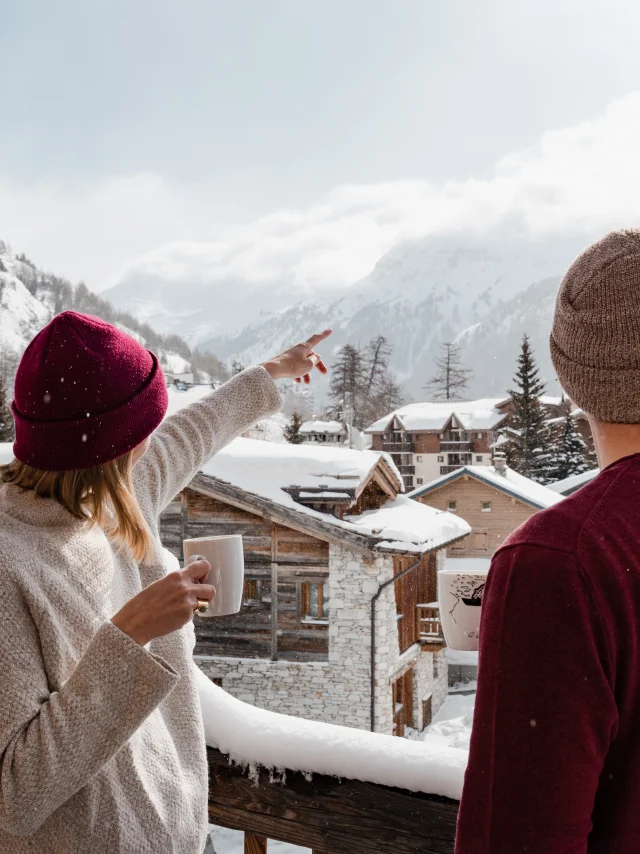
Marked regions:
[195,544,448,736]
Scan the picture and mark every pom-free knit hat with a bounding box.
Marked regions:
[550,229,640,423]
[12,311,168,471]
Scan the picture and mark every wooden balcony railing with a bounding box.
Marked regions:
[440,465,464,475]
[207,747,459,853]
[440,441,472,452]
[417,603,445,646]
[382,442,414,453]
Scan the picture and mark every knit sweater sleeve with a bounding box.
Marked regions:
[455,544,617,854]
[0,576,181,837]
[133,366,282,518]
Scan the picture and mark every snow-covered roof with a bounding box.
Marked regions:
[196,676,467,799]
[547,468,599,495]
[539,395,564,406]
[408,464,563,510]
[299,420,345,435]
[165,384,216,417]
[365,398,507,433]
[198,438,470,554]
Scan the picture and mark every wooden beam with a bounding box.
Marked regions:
[190,474,375,554]
[245,833,268,854]
[208,748,458,854]
[271,529,278,662]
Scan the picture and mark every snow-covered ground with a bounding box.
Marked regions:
[207,690,476,853]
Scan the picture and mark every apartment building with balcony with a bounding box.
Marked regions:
[366,396,569,491]
[365,399,510,491]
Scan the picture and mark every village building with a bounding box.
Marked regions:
[159,438,470,737]
[547,467,599,496]
[365,396,569,491]
[299,419,349,445]
[408,454,562,561]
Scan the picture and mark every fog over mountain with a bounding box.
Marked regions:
[105,230,585,399]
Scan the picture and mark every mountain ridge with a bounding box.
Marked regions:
[105,231,581,398]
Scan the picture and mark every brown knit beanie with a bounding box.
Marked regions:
[550,229,640,423]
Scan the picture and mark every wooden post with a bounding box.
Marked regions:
[245,833,268,854]
[270,529,278,661]
[180,492,189,561]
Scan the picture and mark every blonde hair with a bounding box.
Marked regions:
[1,453,154,563]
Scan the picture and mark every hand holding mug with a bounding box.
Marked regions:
[110,558,215,646]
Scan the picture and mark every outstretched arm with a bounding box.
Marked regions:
[134,331,331,518]
[455,545,616,854]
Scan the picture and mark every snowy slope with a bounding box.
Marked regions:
[0,241,191,390]
[0,244,51,360]
[105,231,584,399]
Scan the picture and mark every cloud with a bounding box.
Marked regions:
[3,92,640,294]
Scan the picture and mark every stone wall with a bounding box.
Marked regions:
[195,544,448,736]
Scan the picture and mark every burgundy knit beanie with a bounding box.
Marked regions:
[12,311,168,471]
[550,229,640,423]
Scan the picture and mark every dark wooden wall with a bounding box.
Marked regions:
[160,489,330,661]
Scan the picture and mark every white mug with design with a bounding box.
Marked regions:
[438,567,488,651]
[183,535,245,617]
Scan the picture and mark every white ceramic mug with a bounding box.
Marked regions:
[438,568,488,651]
[183,535,244,617]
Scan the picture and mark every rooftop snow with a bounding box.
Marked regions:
[197,676,467,800]
[200,438,469,553]
[165,384,217,417]
[299,420,345,435]
[547,468,599,494]
[365,398,507,433]
[409,464,563,510]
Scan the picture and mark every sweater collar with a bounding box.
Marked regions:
[0,483,89,530]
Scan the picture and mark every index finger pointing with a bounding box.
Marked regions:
[304,329,332,349]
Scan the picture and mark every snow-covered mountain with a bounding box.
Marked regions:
[105,230,585,398]
[0,241,191,390]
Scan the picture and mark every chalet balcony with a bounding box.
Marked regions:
[205,683,460,854]
[417,602,445,646]
[382,442,414,453]
[439,441,472,452]
[440,465,464,475]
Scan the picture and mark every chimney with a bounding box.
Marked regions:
[493,452,507,475]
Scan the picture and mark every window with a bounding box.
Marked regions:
[300,582,329,622]
[416,477,423,485]
[422,695,433,730]
[472,530,489,551]
[416,455,423,463]
[242,579,260,605]
[476,432,483,439]
[481,501,492,512]
[476,455,483,462]
[437,455,444,462]
[439,433,444,439]
[392,669,414,737]
[448,500,457,511]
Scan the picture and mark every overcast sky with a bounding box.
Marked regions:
[3,0,640,290]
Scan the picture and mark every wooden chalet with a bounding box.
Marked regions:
[160,438,470,735]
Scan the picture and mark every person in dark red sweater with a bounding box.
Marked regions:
[456,229,640,854]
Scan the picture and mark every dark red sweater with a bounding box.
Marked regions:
[455,452,640,854]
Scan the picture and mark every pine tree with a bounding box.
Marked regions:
[424,342,472,400]
[500,334,549,482]
[544,415,594,483]
[284,412,305,444]
[0,374,14,443]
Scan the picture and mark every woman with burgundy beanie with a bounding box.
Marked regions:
[0,310,330,853]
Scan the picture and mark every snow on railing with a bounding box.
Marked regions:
[199,676,467,800]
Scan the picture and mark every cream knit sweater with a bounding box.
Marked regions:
[0,366,281,854]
